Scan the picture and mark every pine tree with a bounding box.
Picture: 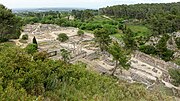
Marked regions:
[108,42,130,75]
[33,36,38,45]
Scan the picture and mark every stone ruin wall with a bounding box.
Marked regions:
[134,51,180,95]
[134,51,180,72]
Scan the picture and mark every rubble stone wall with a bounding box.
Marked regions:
[134,51,180,72]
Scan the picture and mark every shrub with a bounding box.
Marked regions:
[103,24,118,34]
[77,30,84,36]
[139,45,157,55]
[169,69,180,86]
[57,33,69,42]
[118,24,124,30]
[156,34,170,52]
[22,34,28,40]
[0,38,8,42]
[0,44,174,101]
[160,49,174,61]
[33,51,48,61]
[25,44,38,54]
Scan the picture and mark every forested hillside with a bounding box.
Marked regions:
[100,3,180,19]
[100,3,180,35]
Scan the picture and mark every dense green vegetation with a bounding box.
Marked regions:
[0,43,173,100]
[99,3,180,62]
[25,43,38,54]
[0,3,179,100]
[156,34,174,61]
[57,33,69,42]
[123,28,137,50]
[108,42,130,75]
[17,5,179,62]
[17,10,119,35]
[139,34,174,61]
[0,4,23,42]
[94,28,111,51]
[100,3,180,34]
[139,45,157,55]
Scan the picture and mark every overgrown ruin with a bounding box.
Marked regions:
[16,23,180,96]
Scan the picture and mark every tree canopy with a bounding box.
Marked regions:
[0,4,22,42]
[94,28,111,52]
[100,3,180,35]
[108,42,130,75]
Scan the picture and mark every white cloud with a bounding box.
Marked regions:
[0,0,179,9]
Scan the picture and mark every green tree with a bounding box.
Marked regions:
[57,33,69,42]
[94,28,111,52]
[156,34,174,61]
[103,24,118,34]
[108,42,130,75]
[60,49,70,63]
[123,28,137,50]
[0,4,22,42]
[156,34,170,52]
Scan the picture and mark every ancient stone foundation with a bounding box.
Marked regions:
[134,51,180,72]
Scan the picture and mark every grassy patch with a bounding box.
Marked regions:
[0,41,16,46]
[127,25,151,37]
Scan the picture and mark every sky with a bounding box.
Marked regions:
[0,0,180,9]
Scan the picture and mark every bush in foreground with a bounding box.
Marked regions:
[25,43,38,54]
[0,43,174,101]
